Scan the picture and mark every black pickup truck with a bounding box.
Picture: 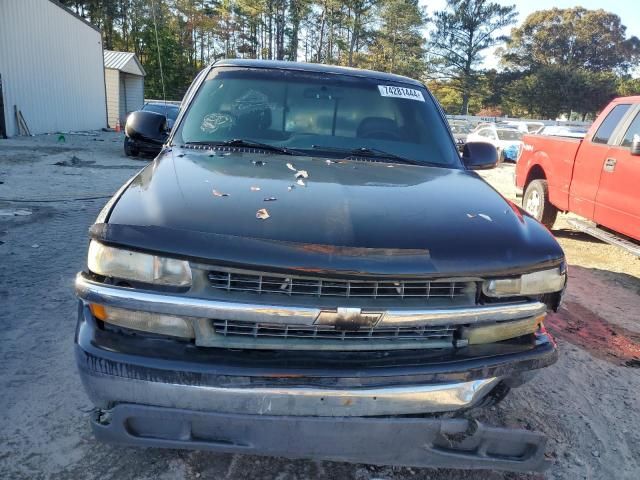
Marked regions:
[75,60,565,472]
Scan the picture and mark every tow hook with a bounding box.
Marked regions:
[94,408,112,426]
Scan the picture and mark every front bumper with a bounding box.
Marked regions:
[75,275,558,472]
[77,299,557,413]
[127,137,162,155]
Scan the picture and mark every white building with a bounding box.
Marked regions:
[103,50,146,129]
[0,0,107,137]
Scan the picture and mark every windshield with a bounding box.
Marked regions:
[496,129,523,141]
[174,67,460,167]
[144,104,180,120]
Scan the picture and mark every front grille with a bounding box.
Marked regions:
[212,319,456,342]
[207,269,472,300]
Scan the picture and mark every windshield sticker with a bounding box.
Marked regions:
[232,90,272,114]
[201,112,234,133]
[378,85,424,102]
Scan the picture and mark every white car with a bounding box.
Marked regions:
[501,121,545,134]
[466,126,524,162]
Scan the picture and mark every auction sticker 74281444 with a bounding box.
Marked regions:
[378,85,425,102]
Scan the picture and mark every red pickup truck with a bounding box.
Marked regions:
[516,96,640,251]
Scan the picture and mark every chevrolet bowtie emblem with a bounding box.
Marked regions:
[315,307,383,329]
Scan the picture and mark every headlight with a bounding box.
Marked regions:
[87,240,192,287]
[483,266,566,297]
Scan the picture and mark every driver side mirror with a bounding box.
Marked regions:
[631,137,640,156]
[462,142,498,170]
[125,111,169,145]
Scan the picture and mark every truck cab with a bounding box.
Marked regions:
[517,96,640,244]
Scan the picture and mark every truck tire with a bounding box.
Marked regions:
[523,179,557,228]
[124,137,138,157]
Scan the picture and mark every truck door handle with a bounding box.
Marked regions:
[604,158,617,172]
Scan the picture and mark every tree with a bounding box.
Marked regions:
[367,0,427,77]
[498,8,636,119]
[427,80,465,114]
[427,0,517,115]
[618,77,640,97]
[504,8,640,74]
[503,66,618,120]
[56,0,435,100]
[505,66,576,119]
[286,0,312,61]
[575,71,618,119]
[339,0,377,67]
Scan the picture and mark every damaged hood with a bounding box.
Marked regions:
[100,149,564,276]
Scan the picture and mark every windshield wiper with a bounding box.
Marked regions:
[311,145,423,166]
[184,139,302,156]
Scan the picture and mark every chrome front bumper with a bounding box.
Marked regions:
[78,361,500,416]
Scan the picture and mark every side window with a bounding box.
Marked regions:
[621,111,640,147]
[592,104,631,144]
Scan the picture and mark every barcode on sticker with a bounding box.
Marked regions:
[378,85,425,102]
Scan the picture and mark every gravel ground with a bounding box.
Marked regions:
[0,133,638,480]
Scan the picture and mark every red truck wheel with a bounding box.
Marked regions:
[523,180,558,229]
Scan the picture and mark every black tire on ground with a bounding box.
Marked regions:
[523,179,558,228]
[124,137,138,157]
[497,149,505,166]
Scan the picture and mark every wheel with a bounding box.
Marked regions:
[523,179,558,228]
[124,137,139,157]
[497,149,505,166]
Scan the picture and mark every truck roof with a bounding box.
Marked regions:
[212,59,424,88]
[610,95,640,104]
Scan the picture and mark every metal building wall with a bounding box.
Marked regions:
[105,68,120,128]
[0,0,107,136]
[118,75,126,123]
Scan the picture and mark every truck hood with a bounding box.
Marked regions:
[101,148,564,276]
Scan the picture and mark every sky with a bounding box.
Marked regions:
[421,0,640,69]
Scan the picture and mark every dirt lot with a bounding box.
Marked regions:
[0,132,638,480]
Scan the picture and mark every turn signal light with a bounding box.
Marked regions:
[89,303,196,339]
[461,314,545,345]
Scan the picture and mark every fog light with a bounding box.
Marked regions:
[461,314,545,345]
[90,304,196,339]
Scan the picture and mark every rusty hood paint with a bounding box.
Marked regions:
[97,148,564,276]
